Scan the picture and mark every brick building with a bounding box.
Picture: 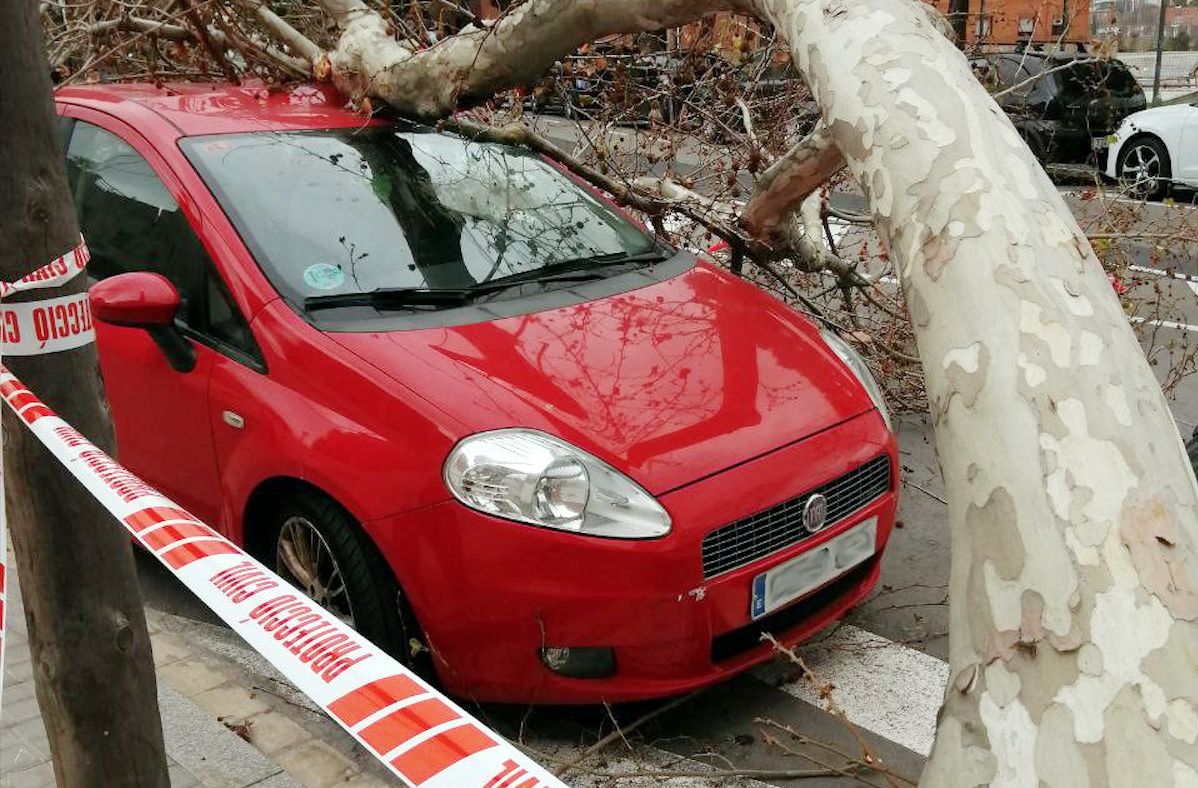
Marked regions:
[1169,5,1198,40]
[470,0,1092,50]
[926,0,1092,46]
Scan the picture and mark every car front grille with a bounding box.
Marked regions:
[700,456,892,579]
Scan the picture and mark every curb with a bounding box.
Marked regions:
[148,609,395,788]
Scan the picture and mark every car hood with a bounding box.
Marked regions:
[327,262,874,494]
[1124,103,1197,126]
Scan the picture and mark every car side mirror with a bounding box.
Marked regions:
[89,272,196,373]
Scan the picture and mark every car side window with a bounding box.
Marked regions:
[996,58,1035,102]
[65,120,261,366]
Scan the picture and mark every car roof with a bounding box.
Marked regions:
[54,81,386,136]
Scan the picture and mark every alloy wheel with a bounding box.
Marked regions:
[276,515,356,627]
[1121,143,1162,197]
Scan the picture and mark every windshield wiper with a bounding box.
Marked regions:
[302,248,672,313]
[304,287,480,312]
[476,248,670,290]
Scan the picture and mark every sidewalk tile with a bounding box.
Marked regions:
[151,634,193,668]
[271,740,358,788]
[158,684,280,788]
[3,659,34,685]
[342,775,397,788]
[0,761,56,788]
[8,720,50,755]
[190,684,271,720]
[167,761,202,788]
[158,658,227,698]
[1,696,45,726]
[2,679,38,706]
[244,773,303,788]
[0,729,50,775]
[241,711,309,756]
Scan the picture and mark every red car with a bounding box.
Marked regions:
[55,82,898,704]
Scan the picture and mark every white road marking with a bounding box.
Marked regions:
[1128,264,1198,282]
[754,623,949,756]
[1128,315,1198,333]
[1127,264,1198,297]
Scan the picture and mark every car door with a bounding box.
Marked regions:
[1180,107,1198,186]
[61,114,248,526]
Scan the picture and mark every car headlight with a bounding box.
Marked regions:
[443,429,671,539]
[820,329,893,433]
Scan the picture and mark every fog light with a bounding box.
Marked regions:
[539,646,616,678]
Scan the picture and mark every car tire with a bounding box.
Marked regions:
[267,490,434,678]
[1117,135,1172,200]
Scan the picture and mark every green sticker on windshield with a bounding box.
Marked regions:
[303,263,345,291]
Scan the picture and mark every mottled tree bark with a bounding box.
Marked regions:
[740,123,843,238]
[321,0,739,118]
[748,1,1198,785]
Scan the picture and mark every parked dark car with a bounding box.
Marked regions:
[973,52,1146,163]
[1189,429,1198,476]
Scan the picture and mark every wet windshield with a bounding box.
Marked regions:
[181,127,656,307]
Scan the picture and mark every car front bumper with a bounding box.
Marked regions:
[1104,126,1133,180]
[364,410,897,704]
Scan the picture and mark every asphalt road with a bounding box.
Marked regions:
[130,183,1198,786]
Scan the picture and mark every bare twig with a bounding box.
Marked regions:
[176,0,239,83]
[232,0,322,65]
[553,691,703,777]
[763,633,904,788]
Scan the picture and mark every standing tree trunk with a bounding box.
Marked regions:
[311,0,1198,782]
[0,2,170,785]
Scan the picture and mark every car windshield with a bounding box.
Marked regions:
[181,126,656,307]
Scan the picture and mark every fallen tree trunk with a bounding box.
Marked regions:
[318,0,1198,781]
[321,0,738,118]
[750,1,1198,784]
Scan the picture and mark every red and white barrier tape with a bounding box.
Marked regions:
[0,368,565,785]
[0,368,565,787]
[0,238,94,357]
[0,292,95,356]
[0,237,89,298]
[0,238,563,786]
[0,236,94,719]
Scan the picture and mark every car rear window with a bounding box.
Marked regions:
[1055,60,1141,97]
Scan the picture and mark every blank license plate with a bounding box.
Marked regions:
[750,518,877,620]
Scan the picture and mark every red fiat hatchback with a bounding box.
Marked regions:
[56,82,898,703]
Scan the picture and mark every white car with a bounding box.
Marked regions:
[1104,102,1198,199]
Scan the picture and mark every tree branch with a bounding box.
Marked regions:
[176,0,239,83]
[319,0,744,118]
[232,0,322,66]
[741,122,844,237]
[444,117,664,213]
[88,14,309,76]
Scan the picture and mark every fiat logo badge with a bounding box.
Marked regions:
[803,493,829,533]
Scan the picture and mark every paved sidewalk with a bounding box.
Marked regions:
[1,560,393,788]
